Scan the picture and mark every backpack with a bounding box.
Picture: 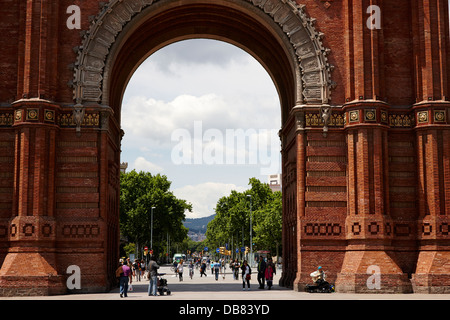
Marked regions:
[115,265,123,278]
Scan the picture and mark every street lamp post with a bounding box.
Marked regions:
[247,195,252,266]
[151,207,155,252]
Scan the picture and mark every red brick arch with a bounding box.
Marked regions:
[0,0,450,296]
[73,0,334,124]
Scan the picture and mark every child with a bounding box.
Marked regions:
[265,263,274,290]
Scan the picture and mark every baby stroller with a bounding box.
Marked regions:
[157,273,171,295]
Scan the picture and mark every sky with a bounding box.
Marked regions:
[121,39,281,219]
[120,5,450,219]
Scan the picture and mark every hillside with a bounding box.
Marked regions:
[183,214,215,234]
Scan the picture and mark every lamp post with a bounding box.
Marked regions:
[151,207,155,252]
[246,195,252,265]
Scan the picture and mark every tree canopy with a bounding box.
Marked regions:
[120,170,192,260]
[205,178,282,257]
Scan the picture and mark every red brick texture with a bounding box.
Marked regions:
[0,0,449,295]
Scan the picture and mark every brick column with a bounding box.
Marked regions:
[0,0,66,296]
[409,0,450,293]
[335,103,412,293]
[279,107,301,288]
[412,106,450,293]
[293,107,307,291]
[0,101,65,296]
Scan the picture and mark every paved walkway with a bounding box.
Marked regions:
[1,265,449,300]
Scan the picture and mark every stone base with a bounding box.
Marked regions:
[0,275,66,297]
[0,252,66,297]
[412,274,450,294]
[335,250,413,293]
[293,272,320,292]
[411,250,450,293]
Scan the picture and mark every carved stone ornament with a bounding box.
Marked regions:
[295,110,305,132]
[72,0,334,105]
[320,105,331,137]
[73,104,85,136]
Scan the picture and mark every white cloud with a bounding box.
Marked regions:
[122,93,231,142]
[120,39,281,213]
[133,156,163,173]
[173,182,247,219]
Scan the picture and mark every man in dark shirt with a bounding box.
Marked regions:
[148,256,160,296]
[257,256,266,289]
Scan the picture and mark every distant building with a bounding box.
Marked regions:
[120,162,128,173]
[268,174,281,192]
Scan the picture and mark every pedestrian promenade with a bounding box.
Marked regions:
[1,265,449,300]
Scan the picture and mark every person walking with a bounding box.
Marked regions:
[257,256,267,289]
[132,259,140,282]
[173,260,178,277]
[117,260,132,298]
[189,261,194,279]
[265,258,275,290]
[213,261,220,281]
[200,261,207,277]
[140,259,146,280]
[147,256,160,296]
[241,260,251,290]
[177,259,184,281]
[221,259,226,279]
[232,259,240,280]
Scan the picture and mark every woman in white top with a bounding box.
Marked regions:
[177,259,184,281]
[241,260,251,290]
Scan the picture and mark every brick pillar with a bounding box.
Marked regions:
[412,120,450,293]
[279,107,300,288]
[0,102,65,296]
[293,108,307,291]
[409,0,450,293]
[336,104,412,293]
[0,0,66,296]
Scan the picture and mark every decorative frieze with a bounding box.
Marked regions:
[305,112,345,127]
[389,114,414,127]
[0,113,13,126]
[57,112,100,128]
[73,0,334,105]
[62,224,100,239]
[304,222,342,237]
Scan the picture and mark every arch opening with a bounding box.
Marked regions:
[105,1,297,125]
[73,0,334,126]
[120,38,282,202]
[70,0,333,290]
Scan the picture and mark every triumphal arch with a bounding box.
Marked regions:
[0,0,449,295]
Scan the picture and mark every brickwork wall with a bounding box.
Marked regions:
[0,126,14,267]
[0,0,449,295]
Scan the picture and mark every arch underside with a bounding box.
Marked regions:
[73,0,333,125]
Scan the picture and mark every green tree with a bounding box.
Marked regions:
[253,191,282,257]
[205,178,282,256]
[120,170,192,260]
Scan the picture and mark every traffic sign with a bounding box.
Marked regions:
[144,246,148,251]
[216,248,220,253]
[204,247,209,251]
